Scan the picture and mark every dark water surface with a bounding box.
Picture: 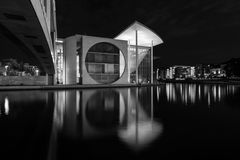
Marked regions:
[1,83,240,160]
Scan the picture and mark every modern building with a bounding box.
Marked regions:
[57,21,163,85]
[63,35,128,85]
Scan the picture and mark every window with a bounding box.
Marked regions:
[85,42,125,83]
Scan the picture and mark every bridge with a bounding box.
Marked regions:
[0,0,57,84]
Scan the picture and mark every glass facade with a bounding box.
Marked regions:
[76,40,82,84]
[129,46,151,83]
[56,41,63,84]
[85,42,125,84]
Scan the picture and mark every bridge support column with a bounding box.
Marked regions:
[151,40,153,84]
[135,30,138,84]
[46,73,54,85]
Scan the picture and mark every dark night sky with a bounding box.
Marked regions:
[56,0,240,67]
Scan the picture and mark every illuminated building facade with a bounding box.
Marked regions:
[57,21,163,85]
[56,39,64,84]
[210,68,226,78]
[166,65,195,80]
[129,46,151,83]
[166,67,174,79]
[62,35,128,85]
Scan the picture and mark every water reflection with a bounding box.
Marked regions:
[50,88,163,159]
[4,97,9,115]
[0,91,54,160]
[159,83,240,106]
[0,97,9,116]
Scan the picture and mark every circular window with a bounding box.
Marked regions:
[85,42,125,84]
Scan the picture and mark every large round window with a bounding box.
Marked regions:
[85,42,125,84]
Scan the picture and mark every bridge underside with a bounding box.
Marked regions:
[0,0,55,74]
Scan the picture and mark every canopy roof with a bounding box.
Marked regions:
[114,21,163,47]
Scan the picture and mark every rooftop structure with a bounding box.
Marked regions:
[115,21,163,47]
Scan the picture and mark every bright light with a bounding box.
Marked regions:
[115,21,163,47]
[36,69,39,76]
[4,97,9,115]
[56,39,63,43]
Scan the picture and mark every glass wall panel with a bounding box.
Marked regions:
[86,53,95,62]
[95,54,103,63]
[56,41,63,84]
[129,45,151,83]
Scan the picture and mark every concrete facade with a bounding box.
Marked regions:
[81,35,129,85]
[63,36,78,84]
[63,35,129,85]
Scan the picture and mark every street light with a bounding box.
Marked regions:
[4,65,9,76]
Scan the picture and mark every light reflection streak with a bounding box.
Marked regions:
[4,97,9,115]
[208,92,211,106]
[163,83,239,106]
[218,86,221,102]
[198,85,201,100]
[157,86,160,102]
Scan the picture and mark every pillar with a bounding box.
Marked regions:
[135,30,138,84]
[151,40,153,84]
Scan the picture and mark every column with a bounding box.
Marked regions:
[135,30,138,84]
[46,73,54,85]
[151,40,154,84]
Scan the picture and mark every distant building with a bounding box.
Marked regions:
[166,67,174,79]
[222,58,240,78]
[210,68,226,78]
[158,68,166,80]
[165,65,195,80]
[203,65,211,78]
[195,64,204,78]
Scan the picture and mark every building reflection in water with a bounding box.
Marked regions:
[48,88,163,159]
[159,83,239,106]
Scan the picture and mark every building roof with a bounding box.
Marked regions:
[114,21,163,47]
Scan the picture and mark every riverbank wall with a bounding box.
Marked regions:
[0,83,164,91]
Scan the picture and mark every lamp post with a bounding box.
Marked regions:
[151,40,153,84]
[4,65,9,76]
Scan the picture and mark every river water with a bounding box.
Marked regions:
[0,83,240,160]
